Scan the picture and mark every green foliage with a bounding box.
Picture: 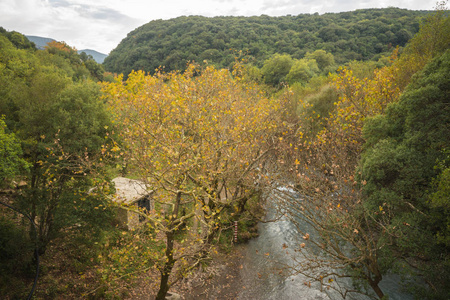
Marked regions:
[286,58,319,85]
[0,27,36,50]
[300,84,339,135]
[349,60,379,78]
[0,31,115,257]
[360,50,450,298]
[261,53,294,86]
[0,29,106,83]
[51,81,110,153]
[430,163,450,246]
[392,7,450,91]
[240,63,263,83]
[0,118,29,186]
[43,40,107,82]
[304,49,336,71]
[103,8,428,76]
[304,84,338,116]
[403,6,450,60]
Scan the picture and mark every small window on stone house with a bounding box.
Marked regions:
[137,195,151,222]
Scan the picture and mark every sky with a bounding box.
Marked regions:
[0,0,436,54]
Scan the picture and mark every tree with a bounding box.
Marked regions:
[304,49,336,71]
[269,42,406,300]
[44,41,78,62]
[0,28,117,299]
[285,58,319,85]
[0,35,113,253]
[102,63,280,299]
[393,2,450,91]
[273,117,390,298]
[430,158,450,247]
[261,53,294,86]
[16,79,112,254]
[0,29,35,50]
[360,50,450,298]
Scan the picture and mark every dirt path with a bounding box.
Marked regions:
[125,245,246,300]
[172,245,246,300]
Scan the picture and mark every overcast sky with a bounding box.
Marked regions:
[0,0,436,54]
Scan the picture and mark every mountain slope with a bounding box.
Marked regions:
[25,35,55,50]
[25,35,107,64]
[78,49,107,64]
[103,7,430,76]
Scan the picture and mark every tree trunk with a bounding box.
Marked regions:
[155,230,175,300]
[368,276,384,299]
[155,191,181,300]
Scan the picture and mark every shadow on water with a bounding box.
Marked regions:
[237,192,414,300]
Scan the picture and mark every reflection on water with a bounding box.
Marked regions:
[238,216,329,300]
[237,195,413,300]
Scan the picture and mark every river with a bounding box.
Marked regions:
[235,192,414,300]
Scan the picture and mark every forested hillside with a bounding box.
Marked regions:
[104,8,429,76]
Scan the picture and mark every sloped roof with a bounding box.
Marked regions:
[112,177,152,205]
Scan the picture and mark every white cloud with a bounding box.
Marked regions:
[0,0,143,53]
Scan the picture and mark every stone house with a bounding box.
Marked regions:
[112,177,153,230]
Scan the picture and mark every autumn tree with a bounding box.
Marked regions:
[274,70,392,298]
[273,112,391,298]
[102,63,281,299]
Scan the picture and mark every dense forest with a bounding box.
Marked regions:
[104,8,429,76]
[0,28,116,298]
[1,5,449,300]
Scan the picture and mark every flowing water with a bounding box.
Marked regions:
[236,192,414,300]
